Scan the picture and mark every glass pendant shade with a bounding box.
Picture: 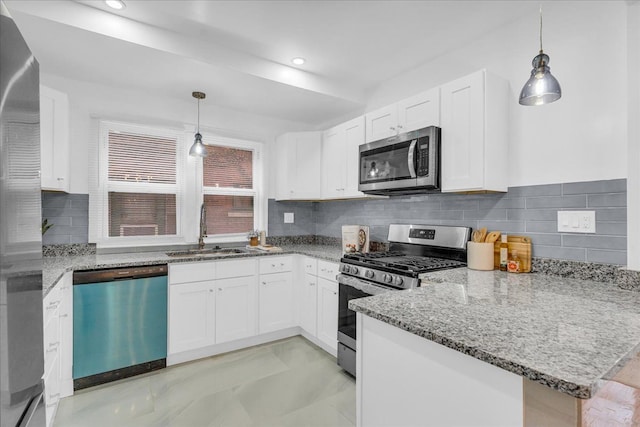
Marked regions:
[189,132,207,157]
[519,52,562,106]
[189,91,207,157]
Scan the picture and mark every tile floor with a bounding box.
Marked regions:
[54,337,356,427]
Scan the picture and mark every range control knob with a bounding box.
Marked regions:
[342,265,350,273]
[383,274,393,283]
[351,266,359,275]
[365,270,375,279]
[394,276,404,286]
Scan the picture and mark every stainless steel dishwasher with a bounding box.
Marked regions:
[73,264,168,390]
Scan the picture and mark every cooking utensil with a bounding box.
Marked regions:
[478,227,487,242]
[485,231,501,244]
[472,230,482,243]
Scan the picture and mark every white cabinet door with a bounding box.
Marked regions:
[58,272,73,398]
[275,132,322,200]
[258,272,294,333]
[322,116,365,199]
[40,86,69,192]
[215,276,257,343]
[397,87,440,132]
[316,277,338,352]
[169,281,215,354]
[365,104,398,142]
[440,69,508,192]
[321,126,346,199]
[299,273,318,336]
[343,117,366,197]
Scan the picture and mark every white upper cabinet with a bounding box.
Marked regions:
[275,132,322,200]
[365,87,440,143]
[440,69,508,193]
[321,116,366,199]
[40,86,69,192]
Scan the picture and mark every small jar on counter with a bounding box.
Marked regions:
[507,250,521,273]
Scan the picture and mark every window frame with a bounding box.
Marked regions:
[197,133,264,244]
[91,120,186,247]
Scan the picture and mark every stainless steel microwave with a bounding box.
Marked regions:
[358,126,440,195]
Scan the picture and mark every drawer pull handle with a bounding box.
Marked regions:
[271,264,276,267]
[310,283,315,286]
[209,289,213,293]
[333,291,337,295]
[59,314,68,318]
[218,288,222,291]
[262,282,266,285]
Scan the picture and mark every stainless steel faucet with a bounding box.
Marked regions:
[198,203,207,250]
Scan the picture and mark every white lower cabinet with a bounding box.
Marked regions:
[316,277,339,352]
[42,271,72,427]
[168,259,257,355]
[299,273,318,336]
[169,280,216,354]
[299,258,339,354]
[215,276,256,343]
[259,271,294,333]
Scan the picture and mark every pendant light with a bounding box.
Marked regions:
[189,91,207,157]
[519,7,561,106]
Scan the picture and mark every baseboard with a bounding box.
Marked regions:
[167,327,301,366]
[300,330,337,358]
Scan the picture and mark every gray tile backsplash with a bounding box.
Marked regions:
[268,178,628,265]
[42,191,89,244]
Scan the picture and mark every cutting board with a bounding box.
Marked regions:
[493,235,532,272]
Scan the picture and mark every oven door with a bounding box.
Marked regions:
[337,274,394,376]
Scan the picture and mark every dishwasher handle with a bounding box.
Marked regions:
[74,264,168,284]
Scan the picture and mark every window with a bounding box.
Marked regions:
[202,143,259,239]
[91,121,183,245]
[90,121,264,247]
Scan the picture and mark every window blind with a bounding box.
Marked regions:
[202,144,255,236]
[107,129,178,237]
[108,131,176,184]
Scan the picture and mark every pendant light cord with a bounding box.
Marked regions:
[539,5,543,53]
[197,99,200,133]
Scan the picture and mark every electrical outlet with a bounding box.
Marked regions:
[284,212,294,224]
[557,211,596,233]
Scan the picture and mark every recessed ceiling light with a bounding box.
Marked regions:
[105,0,126,10]
[291,57,306,66]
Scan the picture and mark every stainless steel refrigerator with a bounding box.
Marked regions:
[0,1,45,426]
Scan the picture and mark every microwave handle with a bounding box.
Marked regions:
[407,139,417,178]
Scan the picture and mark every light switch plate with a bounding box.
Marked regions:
[557,211,596,233]
[284,212,294,223]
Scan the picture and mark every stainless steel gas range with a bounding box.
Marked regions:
[336,224,472,377]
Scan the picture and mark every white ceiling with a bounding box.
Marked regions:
[5,0,537,126]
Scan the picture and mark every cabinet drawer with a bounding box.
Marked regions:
[317,260,339,281]
[303,257,317,275]
[44,353,60,427]
[259,256,293,274]
[43,285,61,326]
[216,258,257,279]
[170,262,215,284]
[43,314,60,376]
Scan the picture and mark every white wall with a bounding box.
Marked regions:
[628,0,640,270]
[366,1,628,188]
[39,73,311,195]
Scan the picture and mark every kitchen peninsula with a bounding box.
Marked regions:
[350,268,640,426]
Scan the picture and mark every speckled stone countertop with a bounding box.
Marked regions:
[43,243,342,296]
[349,268,640,399]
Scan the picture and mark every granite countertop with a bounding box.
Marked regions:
[43,243,343,295]
[349,267,640,399]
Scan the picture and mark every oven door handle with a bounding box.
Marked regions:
[407,139,417,178]
[337,274,396,295]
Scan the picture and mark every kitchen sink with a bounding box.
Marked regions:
[166,248,247,257]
